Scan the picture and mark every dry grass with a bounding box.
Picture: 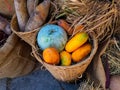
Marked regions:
[103,34,120,75]
[77,79,103,90]
[50,0,119,43]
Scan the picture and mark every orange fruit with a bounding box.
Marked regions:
[74,24,84,31]
[43,47,60,65]
[72,43,92,62]
[60,51,71,66]
[57,19,73,35]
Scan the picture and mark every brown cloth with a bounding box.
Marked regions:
[0,33,36,78]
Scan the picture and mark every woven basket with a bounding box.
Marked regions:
[11,15,39,49]
[32,32,98,82]
[0,33,36,78]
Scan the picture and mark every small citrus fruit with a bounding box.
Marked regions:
[43,47,60,65]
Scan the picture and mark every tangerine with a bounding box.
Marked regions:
[43,47,60,65]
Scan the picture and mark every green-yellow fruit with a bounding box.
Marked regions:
[60,51,71,66]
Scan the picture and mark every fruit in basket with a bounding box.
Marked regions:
[65,32,89,52]
[57,19,73,35]
[60,51,71,66]
[43,47,60,65]
[72,43,92,62]
[37,24,68,52]
[74,24,84,32]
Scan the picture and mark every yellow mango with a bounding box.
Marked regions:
[60,51,71,66]
[65,32,89,52]
[72,43,92,62]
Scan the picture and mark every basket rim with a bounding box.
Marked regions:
[11,15,40,35]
